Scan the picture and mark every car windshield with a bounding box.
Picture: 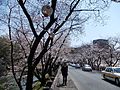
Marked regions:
[114,68,120,73]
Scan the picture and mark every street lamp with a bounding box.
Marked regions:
[41,5,53,17]
[111,0,120,2]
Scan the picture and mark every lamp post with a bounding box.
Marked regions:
[111,0,120,2]
[41,5,53,17]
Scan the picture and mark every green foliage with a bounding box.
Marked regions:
[0,35,22,76]
[32,81,42,90]
[0,36,10,62]
[0,36,10,76]
[0,76,19,90]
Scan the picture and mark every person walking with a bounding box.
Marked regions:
[61,62,68,86]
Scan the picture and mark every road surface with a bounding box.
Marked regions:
[69,66,120,90]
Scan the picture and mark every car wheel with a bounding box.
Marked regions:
[115,78,119,85]
[103,74,106,79]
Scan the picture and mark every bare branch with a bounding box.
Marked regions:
[74,9,100,12]
[17,0,38,38]
[53,0,80,34]
[8,6,22,89]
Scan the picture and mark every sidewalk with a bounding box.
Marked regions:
[56,73,78,90]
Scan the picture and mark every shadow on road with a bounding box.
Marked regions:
[102,79,120,87]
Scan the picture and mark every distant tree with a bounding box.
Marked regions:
[0,36,10,76]
[0,0,111,90]
[0,35,25,77]
[105,37,120,66]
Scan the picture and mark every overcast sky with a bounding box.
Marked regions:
[70,2,120,47]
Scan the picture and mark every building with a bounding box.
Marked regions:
[93,39,109,49]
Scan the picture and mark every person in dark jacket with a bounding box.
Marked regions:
[61,62,68,86]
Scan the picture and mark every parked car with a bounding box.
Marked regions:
[69,63,76,67]
[102,67,120,85]
[69,63,81,68]
[82,64,92,71]
[74,64,81,68]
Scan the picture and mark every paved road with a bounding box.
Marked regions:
[69,66,120,90]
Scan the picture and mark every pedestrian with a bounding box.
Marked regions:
[61,61,68,86]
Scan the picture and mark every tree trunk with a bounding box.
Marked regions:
[41,72,46,86]
[26,66,33,90]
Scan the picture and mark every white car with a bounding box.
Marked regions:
[75,64,81,68]
[82,64,92,71]
[102,67,120,85]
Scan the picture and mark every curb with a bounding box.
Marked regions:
[50,67,78,90]
[50,68,61,90]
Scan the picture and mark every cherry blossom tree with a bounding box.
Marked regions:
[0,0,111,89]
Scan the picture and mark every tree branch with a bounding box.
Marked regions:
[53,0,80,34]
[8,6,22,90]
[74,9,99,12]
[18,0,38,37]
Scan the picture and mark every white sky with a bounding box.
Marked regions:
[70,2,120,47]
